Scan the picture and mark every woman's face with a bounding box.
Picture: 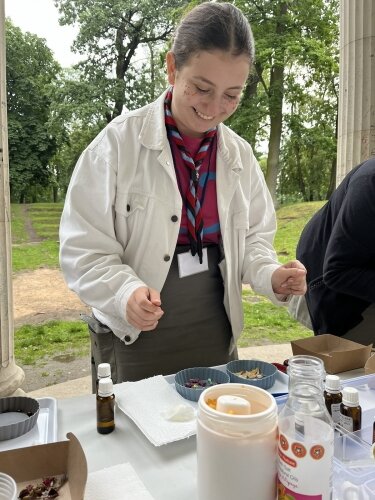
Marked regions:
[166,50,250,138]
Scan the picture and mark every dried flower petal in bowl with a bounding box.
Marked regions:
[226,360,277,390]
[175,367,230,402]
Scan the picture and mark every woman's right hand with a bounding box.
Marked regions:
[126,286,164,331]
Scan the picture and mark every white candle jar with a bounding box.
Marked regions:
[197,383,278,500]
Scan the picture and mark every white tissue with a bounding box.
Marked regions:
[115,375,197,446]
[84,463,154,500]
[161,404,196,422]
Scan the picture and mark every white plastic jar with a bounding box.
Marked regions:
[197,383,278,500]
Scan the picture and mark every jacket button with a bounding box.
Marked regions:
[164,255,171,262]
[126,204,130,212]
[171,215,178,222]
[124,335,131,342]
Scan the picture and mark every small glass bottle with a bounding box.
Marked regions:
[324,374,342,424]
[277,355,334,500]
[372,416,375,444]
[339,387,361,432]
[96,378,115,434]
[96,363,111,394]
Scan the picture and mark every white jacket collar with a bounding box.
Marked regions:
[138,88,243,174]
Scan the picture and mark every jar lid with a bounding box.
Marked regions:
[342,387,359,406]
[98,378,113,397]
[325,375,340,392]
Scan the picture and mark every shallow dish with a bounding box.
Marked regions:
[0,396,39,441]
[175,367,230,402]
[226,359,277,390]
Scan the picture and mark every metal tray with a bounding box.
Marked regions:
[0,397,57,451]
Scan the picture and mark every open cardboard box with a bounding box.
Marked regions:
[291,334,372,374]
[364,353,375,375]
[0,432,87,499]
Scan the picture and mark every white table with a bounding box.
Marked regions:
[56,368,372,500]
[57,394,198,500]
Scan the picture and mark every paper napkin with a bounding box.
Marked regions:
[115,375,196,446]
[84,462,154,500]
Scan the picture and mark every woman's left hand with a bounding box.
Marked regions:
[271,260,307,296]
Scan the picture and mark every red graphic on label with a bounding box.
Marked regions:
[277,480,323,499]
[291,441,307,458]
[278,447,297,468]
[310,444,325,460]
[279,433,289,451]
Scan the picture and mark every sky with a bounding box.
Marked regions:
[5,0,81,67]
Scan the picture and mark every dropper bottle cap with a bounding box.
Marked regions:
[342,387,359,407]
[98,363,111,378]
[98,378,113,397]
[325,375,341,393]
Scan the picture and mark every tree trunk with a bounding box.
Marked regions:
[264,2,287,206]
[265,64,285,206]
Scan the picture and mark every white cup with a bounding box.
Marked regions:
[0,472,17,500]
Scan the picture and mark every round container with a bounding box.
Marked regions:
[197,383,278,500]
[226,359,277,389]
[174,367,230,402]
[0,397,39,441]
[0,472,17,500]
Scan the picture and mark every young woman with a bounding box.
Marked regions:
[59,2,306,388]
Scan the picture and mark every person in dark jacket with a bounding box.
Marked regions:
[290,157,375,345]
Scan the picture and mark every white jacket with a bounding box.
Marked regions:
[59,90,284,351]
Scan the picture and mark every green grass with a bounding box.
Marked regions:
[15,320,90,365]
[11,200,325,357]
[11,203,62,271]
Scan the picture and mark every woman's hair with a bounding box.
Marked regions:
[171,2,255,69]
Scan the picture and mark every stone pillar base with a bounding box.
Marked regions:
[0,362,25,396]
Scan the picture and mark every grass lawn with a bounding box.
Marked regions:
[12,200,325,362]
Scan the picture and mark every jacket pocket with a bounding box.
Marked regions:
[115,192,148,217]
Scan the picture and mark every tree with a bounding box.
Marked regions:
[6,20,61,202]
[232,0,339,204]
[54,0,188,121]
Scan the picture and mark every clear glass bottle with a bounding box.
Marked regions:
[324,374,342,424]
[96,377,115,434]
[339,387,361,432]
[277,355,334,500]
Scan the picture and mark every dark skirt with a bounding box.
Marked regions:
[89,244,237,389]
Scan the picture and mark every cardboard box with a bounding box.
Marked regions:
[364,353,375,375]
[291,334,372,374]
[0,432,87,499]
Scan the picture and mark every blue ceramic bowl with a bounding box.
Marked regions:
[226,359,277,390]
[174,367,230,402]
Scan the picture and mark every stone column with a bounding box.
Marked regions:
[0,0,25,395]
[337,0,375,185]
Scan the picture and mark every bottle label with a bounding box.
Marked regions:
[331,403,341,424]
[277,416,333,499]
[339,413,353,432]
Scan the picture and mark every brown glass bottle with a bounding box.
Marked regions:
[97,378,115,434]
[339,387,361,432]
[324,375,342,424]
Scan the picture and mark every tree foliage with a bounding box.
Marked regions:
[6,20,61,202]
[54,0,188,121]
[229,0,339,204]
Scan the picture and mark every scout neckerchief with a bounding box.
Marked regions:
[164,87,216,263]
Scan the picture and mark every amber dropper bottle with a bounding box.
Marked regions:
[324,374,342,424]
[339,387,361,432]
[97,378,115,434]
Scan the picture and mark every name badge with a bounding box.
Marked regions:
[177,248,209,278]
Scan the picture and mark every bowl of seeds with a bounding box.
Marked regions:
[226,359,277,390]
[174,367,230,402]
